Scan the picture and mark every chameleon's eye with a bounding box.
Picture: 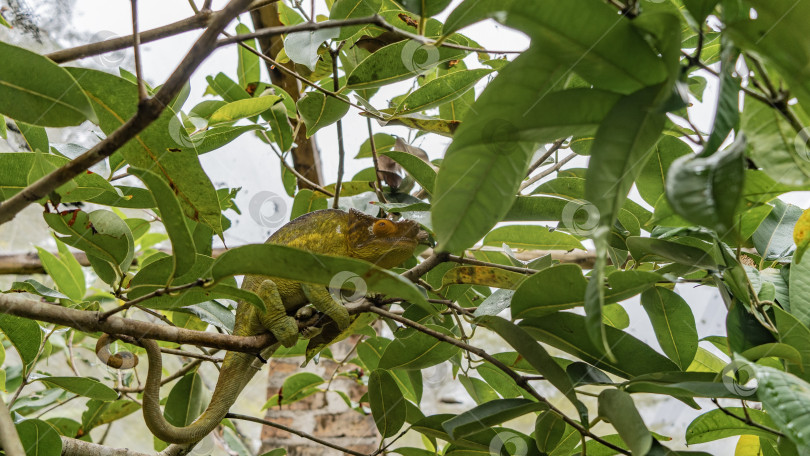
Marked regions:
[372,219,396,236]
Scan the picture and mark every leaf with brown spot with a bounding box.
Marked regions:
[440,265,528,291]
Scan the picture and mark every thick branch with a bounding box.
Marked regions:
[0,294,366,352]
[0,396,24,456]
[0,0,254,225]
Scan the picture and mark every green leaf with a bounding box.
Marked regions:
[520,312,679,379]
[356,133,397,158]
[266,102,294,152]
[209,95,281,125]
[68,68,223,235]
[510,265,661,319]
[0,152,117,203]
[746,361,810,452]
[279,372,324,405]
[81,399,141,433]
[753,200,802,261]
[35,244,84,302]
[476,316,587,423]
[396,69,492,115]
[440,266,526,290]
[378,325,459,370]
[15,120,49,152]
[682,0,720,25]
[535,410,571,454]
[585,84,666,230]
[37,376,118,401]
[211,244,434,314]
[701,38,740,158]
[380,151,437,194]
[483,225,584,250]
[0,313,42,372]
[330,0,382,40]
[686,407,777,444]
[773,306,810,382]
[626,236,717,269]
[16,419,62,456]
[741,343,803,366]
[432,46,621,253]
[397,0,452,17]
[444,0,667,93]
[346,39,467,89]
[235,23,261,87]
[640,287,698,370]
[4,279,69,300]
[369,369,407,438]
[597,389,652,456]
[459,375,500,404]
[790,246,810,328]
[129,168,196,278]
[0,41,96,126]
[442,399,546,439]
[666,134,746,234]
[164,372,206,427]
[636,135,692,207]
[44,209,134,287]
[297,91,350,138]
[290,189,328,219]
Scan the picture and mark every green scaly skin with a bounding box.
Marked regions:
[132,209,424,444]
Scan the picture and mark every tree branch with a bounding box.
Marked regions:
[226,413,366,456]
[0,396,24,456]
[0,0,254,226]
[45,0,279,64]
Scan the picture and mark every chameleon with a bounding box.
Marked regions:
[97,208,426,444]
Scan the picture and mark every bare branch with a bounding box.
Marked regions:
[0,396,24,456]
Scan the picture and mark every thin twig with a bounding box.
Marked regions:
[519,152,577,192]
[131,0,148,102]
[100,278,208,320]
[226,413,367,456]
[402,252,450,283]
[526,139,565,176]
[448,254,538,275]
[10,327,58,406]
[332,47,346,209]
[367,117,387,204]
[710,399,785,438]
[257,130,334,196]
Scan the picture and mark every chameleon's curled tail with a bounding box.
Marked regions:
[96,335,262,444]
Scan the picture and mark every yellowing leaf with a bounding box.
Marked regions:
[793,208,810,263]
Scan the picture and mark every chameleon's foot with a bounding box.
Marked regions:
[268,315,299,348]
[326,306,351,330]
[301,283,351,330]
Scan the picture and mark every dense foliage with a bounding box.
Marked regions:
[1,0,810,455]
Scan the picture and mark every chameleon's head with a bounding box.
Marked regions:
[347,209,427,268]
